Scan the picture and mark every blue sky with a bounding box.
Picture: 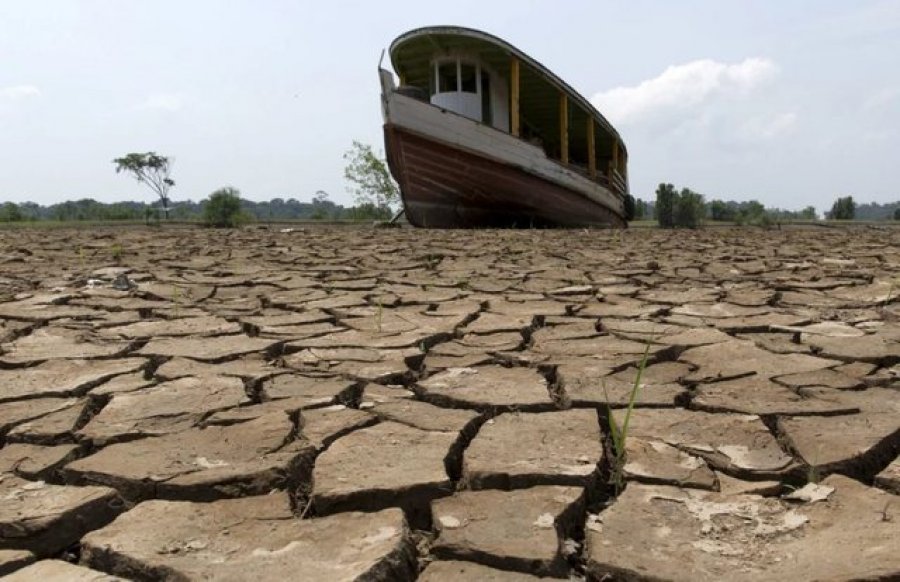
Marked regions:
[1,1,898,213]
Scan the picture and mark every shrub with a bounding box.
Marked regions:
[732,200,771,226]
[655,184,706,228]
[0,202,23,222]
[203,187,246,228]
[634,199,646,220]
[829,196,856,220]
[708,199,735,222]
[655,183,676,228]
[674,188,705,228]
[348,202,392,221]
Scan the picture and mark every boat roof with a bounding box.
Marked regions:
[389,25,626,155]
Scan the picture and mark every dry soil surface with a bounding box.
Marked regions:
[0,224,898,581]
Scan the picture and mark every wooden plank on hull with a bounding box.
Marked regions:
[587,118,596,179]
[386,125,625,228]
[510,56,520,137]
[385,93,622,213]
[559,92,569,165]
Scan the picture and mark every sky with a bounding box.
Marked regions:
[1,1,899,213]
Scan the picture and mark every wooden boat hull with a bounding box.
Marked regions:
[384,124,626,229]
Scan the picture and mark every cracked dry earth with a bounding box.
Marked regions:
[0,225,898,582]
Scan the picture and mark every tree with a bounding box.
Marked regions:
[112,152,175,219]
[655,183,676,228]
[894,208,900,221]
[708,199,735,222]
[855,201,900,220]
[634,199,646,220]
[733,200,767,225]
[623,194,636,221]
[343,141,399,213]
[0,202,23,222]
[829,196,856,220]
[311,190,332,220]
[800,206,818,220]
[675,188,705,228]
[203,187,244,228]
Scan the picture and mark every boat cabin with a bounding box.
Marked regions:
[427,56,510,132]
[389,27,628,197]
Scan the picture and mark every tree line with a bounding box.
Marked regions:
[639,184,900,228]
[1,142,400,225]
[0,195,394,223]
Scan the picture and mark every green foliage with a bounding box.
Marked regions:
[732,200,770,226]
[800,206,818,220]
[656,184,703,228]
[347,202,392,221]
[707,199,817,223]
[0,196,400,224]
[894,208,900,221]
[109,244,124,263]
[829,196,856,220]
[203,187,246,228]
[708,199,733,221]
[112,152,175,218]
[373,299,384,333]
[634,199,646,220]
[0,202,23,222]
[607,343,651,494]
[310,190,332,220]
[655,183,676,228]
[675,188,705,228]
[343,141,399,213]
[854,200,900,220]
[623,194,636,221]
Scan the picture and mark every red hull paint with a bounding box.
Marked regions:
[384,125,626,229]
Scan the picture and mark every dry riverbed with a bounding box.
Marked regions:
[0,224,898,580]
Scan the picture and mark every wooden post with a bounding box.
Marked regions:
[587,118,596,178]
[510,57,520,137]
[612,140,619,173]
[559,92,568,165]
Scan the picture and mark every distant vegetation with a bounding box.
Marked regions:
[654,183,705,228]
[827,196,856,220]
[203,187,248,228]
[112,152,175,219]
[0,141,401,226]
[0,196,394,223]
[642,183,898,228]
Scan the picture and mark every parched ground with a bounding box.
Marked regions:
[0,224,898,581]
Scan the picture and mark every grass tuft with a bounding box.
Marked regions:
[606,342,651,494]
[374,298,383,333]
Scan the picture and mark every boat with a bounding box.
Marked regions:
[379,26,631,228]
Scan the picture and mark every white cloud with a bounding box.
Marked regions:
[862,87,900,111]
[135,93,184,112]
[591,58,778,125]
[738,112,798,141]
[862,128,897,143]
[0,85,41,100]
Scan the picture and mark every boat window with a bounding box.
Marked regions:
[438,62,457,93]
[460,63,477,93]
